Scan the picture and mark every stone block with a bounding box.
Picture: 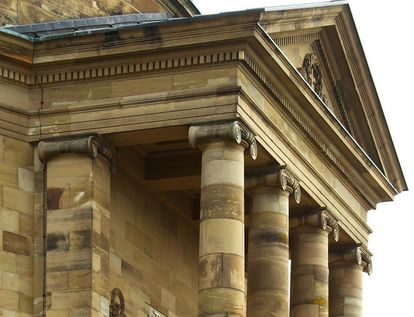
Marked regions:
[1,209,19,233]
[161,287,176,312]
[3,137,32,167]
[109,252,121,277]
[47,249,91,273]
[0,251,17,273]
[18,293,34,313]
[50,290,91,310]
[0,164,17,187]
[201,160,243,188]
[68,270,91,290]
[46,272,68,292]
[19,213,33,237]
[18,167,34,192]
[199,218,244,256]
[2,231,31,256]
[16,254,33,277]
[3,186,33,214]
[0,289,19,311]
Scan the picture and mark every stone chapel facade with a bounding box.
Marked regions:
[0,1,407,317]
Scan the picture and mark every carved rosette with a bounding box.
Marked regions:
[245,166,301,203]
[38,134,117,173]
[110,288,126,317]
[188,121,257,159]
[320,210,339,242]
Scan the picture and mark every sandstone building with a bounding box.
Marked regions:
[0,1,407,316]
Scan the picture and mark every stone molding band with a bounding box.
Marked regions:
[245,166,301,203]
[38,134,117,173]
[189,121,257,159]
[291,208,339,242]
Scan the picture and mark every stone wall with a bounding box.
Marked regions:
[0,0,164,25]
[109,159,199,316]
[0,135,35,316]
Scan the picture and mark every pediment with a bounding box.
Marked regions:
[260,3,407,192]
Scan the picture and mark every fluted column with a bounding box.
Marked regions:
[290,210,339,317]
[38,135,116,317]
[245,167,300,317]
[329,247,372,317]
[189,121,257,317]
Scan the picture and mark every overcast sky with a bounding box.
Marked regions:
[191,0,414,316]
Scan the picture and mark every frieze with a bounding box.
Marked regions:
[273,32,320,46]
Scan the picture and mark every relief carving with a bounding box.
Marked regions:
[189,121,257,159]
[245,166,301,203]
[38,134,117,173]
[320,210,339,242]
[110,288,126,317]
[298,53,327,103]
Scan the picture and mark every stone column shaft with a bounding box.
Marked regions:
[189,121,257,317]
[246,167,300,317]
[290,210,339,317]
[38,135,115,317]
[329,247,372,317]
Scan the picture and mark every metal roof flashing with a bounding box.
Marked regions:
[0,13,174,41]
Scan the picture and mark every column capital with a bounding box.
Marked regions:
[245,166,301,203]
[189,121,257,159]
[38,134,117,173]
[291,208,339,242]
[331,246,373,275]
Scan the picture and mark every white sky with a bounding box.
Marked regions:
[191,0,414,316]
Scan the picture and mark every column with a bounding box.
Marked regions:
[38,135,116,317]
[329,247,372,317]
[189,121,257,317]
[290,210,339,317]
[245,167,300,317]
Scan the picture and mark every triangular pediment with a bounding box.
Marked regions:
[260,2,407,192]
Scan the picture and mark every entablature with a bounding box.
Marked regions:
[0,4,404,216]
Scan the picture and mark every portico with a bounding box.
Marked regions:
[0,2,406,317]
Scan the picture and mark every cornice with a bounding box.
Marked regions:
[335,10,407,192]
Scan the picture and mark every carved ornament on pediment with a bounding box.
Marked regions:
[110,288,126,317]
[298,53,327,103]
[245,166,301,203]
[189,121,257,159]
